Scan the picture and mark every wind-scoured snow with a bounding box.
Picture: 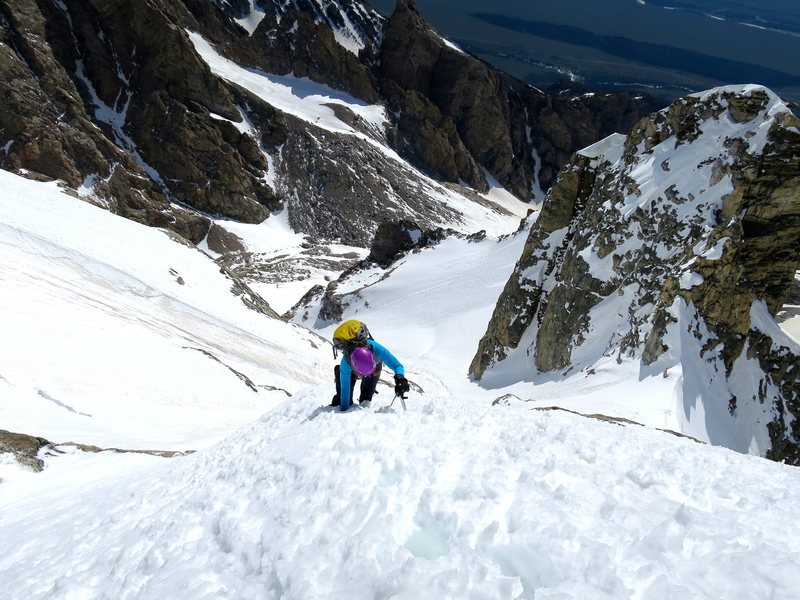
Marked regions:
[689,84,793,153]
[188,31,388,137]
[206,210,369,315]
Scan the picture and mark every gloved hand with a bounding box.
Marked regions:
[394,374,410,396]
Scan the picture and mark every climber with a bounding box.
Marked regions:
[331,320,409,411]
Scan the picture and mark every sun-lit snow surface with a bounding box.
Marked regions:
[231,0,266,35]
[3,390,800,599]
[294,223,685,431]
[0,170,330,452]
[296,232,530,401]
[201,210,369,315]
[778,270,800,339]
[189,31,388,137]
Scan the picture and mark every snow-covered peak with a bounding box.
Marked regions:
[212,0,383,50]
[271,0,382,52]
[645,83,794,155]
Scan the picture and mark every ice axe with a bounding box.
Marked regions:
[390,374,410,411]
[390,391,407,411]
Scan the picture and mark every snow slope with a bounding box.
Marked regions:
[0,170,330,451]
[201,209,370,316]
[2,96,800,595]
[293,226,686,433]
[2,389,800,599]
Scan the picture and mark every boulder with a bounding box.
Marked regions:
[0,430,49,472]
[368,219,425,267]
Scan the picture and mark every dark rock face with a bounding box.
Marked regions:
[367,218,460,267]
[206,223,246,254]
[471,86,800,463]
[377,0,658,201]
[276,119,463,247]
[368,219,425,267]
[223,1,383,102]
[0,0,277,239]
[0,0,208,238]
[527,88,656,193]
[469,156,599,376]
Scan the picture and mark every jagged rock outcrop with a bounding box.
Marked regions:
[276,120,464,246]
[471,85,800,463]
[218,0,383,102]
[0,430,50,472]
[366,218,466,267]
[368,219,426,267]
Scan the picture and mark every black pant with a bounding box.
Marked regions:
[334,362,382,404]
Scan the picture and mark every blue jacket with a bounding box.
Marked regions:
[339,340,404,411]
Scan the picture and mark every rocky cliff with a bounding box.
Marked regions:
[471,85,800,463]
[0,0,276,242]
[376,0,656,201]
[0,0,657,250]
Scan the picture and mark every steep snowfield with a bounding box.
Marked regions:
[2,389,800,598]
[0,170,330,451]
[293,227,686,433]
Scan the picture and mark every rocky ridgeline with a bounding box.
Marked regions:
[0,0,275,241]
[0,0,655,249]
[471,86,800,463]
[0,429,191,472]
